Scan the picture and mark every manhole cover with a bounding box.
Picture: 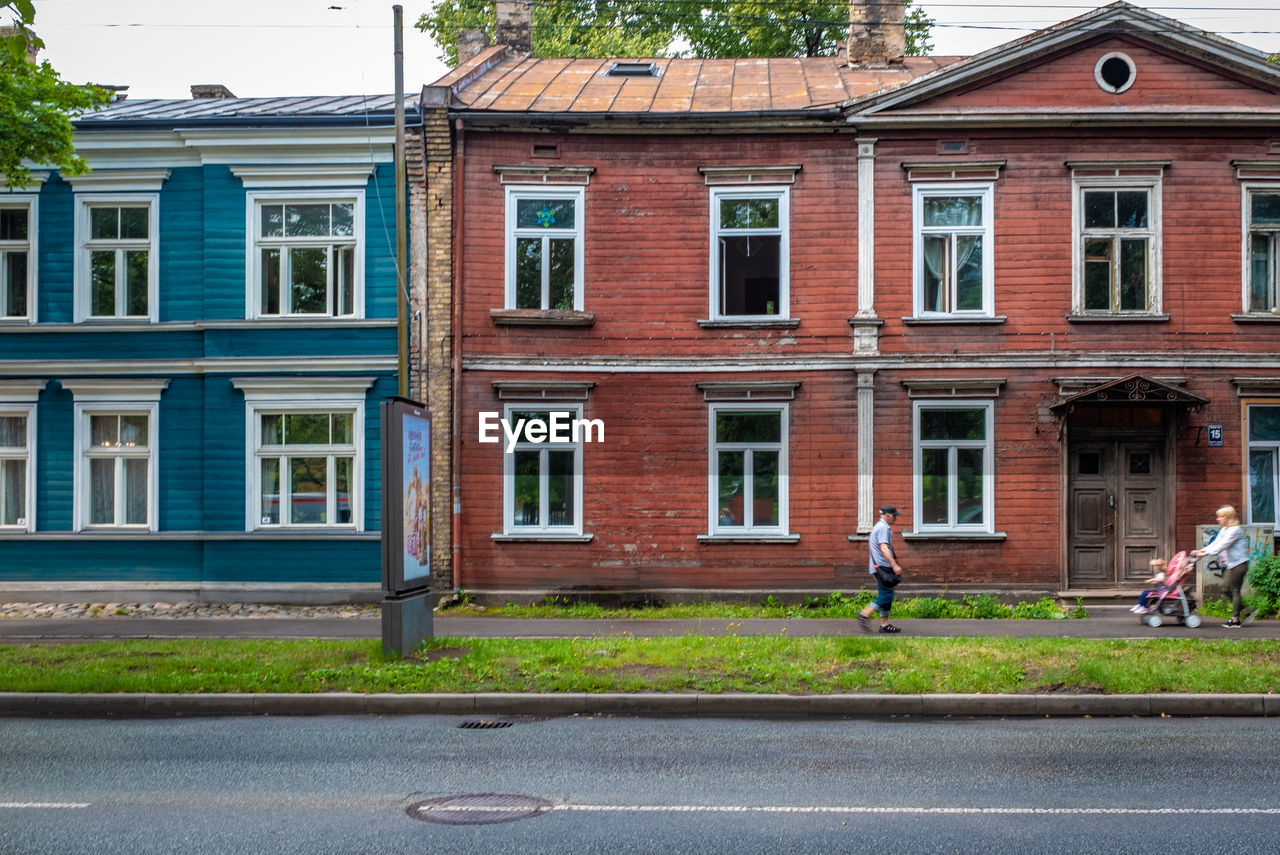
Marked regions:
[407,793,554,825]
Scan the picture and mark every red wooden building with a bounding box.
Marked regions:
[411,2,1280,600]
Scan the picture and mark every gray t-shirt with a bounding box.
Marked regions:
[869,519,895,573]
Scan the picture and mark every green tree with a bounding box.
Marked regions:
[1,1,111,185]
[419,0,933,66]
[679,1,932,59]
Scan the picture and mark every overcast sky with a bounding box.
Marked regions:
[23,0,1280,100]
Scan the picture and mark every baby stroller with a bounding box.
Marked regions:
[1139,550,1201,628]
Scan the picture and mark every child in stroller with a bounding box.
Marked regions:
[1130,557,1167,613]
[1134,550,1201,628]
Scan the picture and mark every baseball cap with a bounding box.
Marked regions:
[879,505,899,516]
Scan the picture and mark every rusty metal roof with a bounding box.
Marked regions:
[431,50,962,116]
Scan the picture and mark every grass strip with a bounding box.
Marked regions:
[2,636,1279,695]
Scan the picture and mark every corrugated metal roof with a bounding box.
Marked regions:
[74,94,417,126]
[434,54,963,115]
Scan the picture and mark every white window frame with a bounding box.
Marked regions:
[912,183,994,318]
[1243,184,1280,314]
[1071,176,1162,316]
[912,400,994,533]
[501,402,585,535]
[1246,403,1280,526]
[708,402,789,536]
[63,380,169,533]
[0,195,37,323]
[232,378,372,532]
[503,186,585,311]
[0,381,43,532]
[246,189,366,320]
[73,194,159,323]
[709,186,790,320]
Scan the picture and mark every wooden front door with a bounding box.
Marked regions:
[1067,440,1165,587]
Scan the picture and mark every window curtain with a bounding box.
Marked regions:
[923,197,982,312]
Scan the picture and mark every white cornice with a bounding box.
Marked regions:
[65,168,172,191]
[60,378,171,402]
[180,127,396,165]
[0,356,397,376]
[72,127,395,168]
[0,171,50,190]
[230,165,375,188]
[231,375,375,401]
[0,379,49,402]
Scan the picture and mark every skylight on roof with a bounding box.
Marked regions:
[606,61,658,77]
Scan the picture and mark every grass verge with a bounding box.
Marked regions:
[2,636,1279,695]
[458,592,1084,620]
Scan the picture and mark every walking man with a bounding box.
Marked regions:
[859,505,904,634]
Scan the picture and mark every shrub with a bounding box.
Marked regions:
[1246,553,1280,616]
[907,597,953,619]
[961,593,1012,619]
[1010,597,1066,620]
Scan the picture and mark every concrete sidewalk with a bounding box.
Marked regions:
[2,607,1275,720]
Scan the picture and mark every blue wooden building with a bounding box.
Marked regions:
[0,92,414,599]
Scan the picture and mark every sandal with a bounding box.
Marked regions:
[879,624,901,634]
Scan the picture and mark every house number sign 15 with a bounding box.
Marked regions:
[1208,425,1223,447]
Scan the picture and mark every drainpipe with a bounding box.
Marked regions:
[451,119,466,590]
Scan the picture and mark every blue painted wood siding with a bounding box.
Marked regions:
[2,159,403,585]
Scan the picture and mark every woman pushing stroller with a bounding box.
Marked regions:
[1192,505,1250,628]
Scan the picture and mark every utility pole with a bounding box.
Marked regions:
[393,4,409,398]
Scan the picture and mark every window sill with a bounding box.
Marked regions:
[250,315,364,323]
[903,315,1006,325]
[492,532,594,542]
[491,309,595,327]
[1231,313,1280,323]
[901,531,1007,542]
[71,318,159,328]
[698,318,799,330]
[248,528,366,536]
[698,533,800,544]
[1065,313,1169,323]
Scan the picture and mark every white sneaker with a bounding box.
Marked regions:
[1129,605,1143,613]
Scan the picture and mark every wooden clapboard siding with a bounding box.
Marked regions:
[201,165,250,321]
[441,16,1280,593]
[1,113,403,587]
[0,539,379,583]
[158,166,204,322]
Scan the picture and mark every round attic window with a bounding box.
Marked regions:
[1094,52,1136,94]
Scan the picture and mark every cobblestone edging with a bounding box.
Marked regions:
[0,602,378,620]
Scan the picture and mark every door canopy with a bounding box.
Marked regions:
[1051,373,1208,416]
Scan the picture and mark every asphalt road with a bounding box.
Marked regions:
[2,714,1278,854]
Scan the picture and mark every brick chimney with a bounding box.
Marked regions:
[457,28,490,64]
[847,0,906,65]
[0,26,40,62]
[494,0,532,55]
[191,84,236,99]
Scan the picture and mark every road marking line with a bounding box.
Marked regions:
[553,805,1280,816]
[0,802,90,809]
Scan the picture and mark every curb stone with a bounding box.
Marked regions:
[1,692,1275,719]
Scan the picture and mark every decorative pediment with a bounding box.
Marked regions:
[1050,374,1208,413]
[841,2,1280,126]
